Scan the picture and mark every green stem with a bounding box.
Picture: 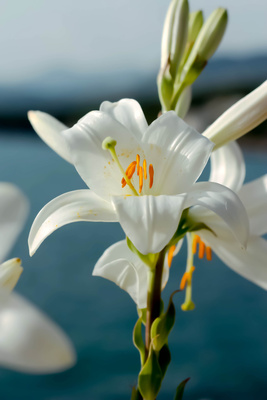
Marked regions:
[145,249,165,356]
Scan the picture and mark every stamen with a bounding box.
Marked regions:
[136,154,140,175]
[206,246,212,261]
[139,166,143,194]
[149,164,154,189]
[192,234,200,254]
[121,178,127,188]
[167,245,176,268]
[180,266,195,290]
[198,241,205,259]
[126,161,137,179]
[143,159,147,180]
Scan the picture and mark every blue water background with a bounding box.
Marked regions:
[0,133,266,400]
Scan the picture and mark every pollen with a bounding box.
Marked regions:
[192,234,212,261]
[138,166,143,193]
[149,164,154,189]
[143,159,147,180]
[136,154,140,175]
[167,245,176,268]
[180,266,195,290]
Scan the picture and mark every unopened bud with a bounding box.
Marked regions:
[188,10,203,43]
[0,258,23,292]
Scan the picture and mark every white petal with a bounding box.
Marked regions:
[0,183,29,263]
[141,111,214,194]
[187,182,249,247]
[29,190,117,256]
[0,258,23,292]
[100,99,148,140]
[28,111,72,163]
[209,141,245,192]
[0,291,76,373]
[203,81,267,149]
[239,174,267,236]
[93,240,148,308]
[93,240,169,309]
[200,231,267,291]
[62,111,141,198]
[112,194,186,255]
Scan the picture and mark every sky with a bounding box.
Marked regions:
[0,0,266,85]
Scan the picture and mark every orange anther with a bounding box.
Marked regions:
[167,245,176,268]
[143,159,147,180]
[180,272,189,290]
[139,166,143,193]
[136,154,140,175]
[192,234,200,254]
[206,246,212,261]
[198,241,205,259]
[121,178,127,188]
[149,164,154,188]
[126,161,136,179]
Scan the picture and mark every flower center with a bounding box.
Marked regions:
[192,234,212,261]
[102,136,154,195]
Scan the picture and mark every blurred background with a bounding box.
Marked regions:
[0,0,266,399]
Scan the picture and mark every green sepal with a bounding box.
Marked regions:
[158,343,171,379]
[131,386,142,400]
[138,346,163,400]
[133,318,146,367]
[127,237,159,268]
[174,377,190,400]
[151,290,179,351]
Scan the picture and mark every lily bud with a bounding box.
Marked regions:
[203,81,267,149]
[0,258,23,292]
[174,85,192,118]
[160,0,189,79]
[188,10,204,44]
[181,8,228,85]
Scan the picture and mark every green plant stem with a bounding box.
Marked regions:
[145,249,165,357]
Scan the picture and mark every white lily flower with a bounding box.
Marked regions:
[28,99,249,256]
[203,81,267,149]
[92,240,170,309]
[0,184,76,373]
[188,141,267,290]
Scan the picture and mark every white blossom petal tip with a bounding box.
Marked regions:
[28,110,73,163]
[0,258,23,292]
[0,291,76,373]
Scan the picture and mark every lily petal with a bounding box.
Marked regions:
[112,194,186,255]
[203,80,267,149]
[209,141,245,192]
[187,182,249,247]
[0,258,23,292]
[63,111,141,198]
[93,240,169,309]
[29,190,118,256]
[28,111,72,164]
[142,111,214,194]
[0,183,29,263]
[0,291,76,373]
[199,231,267,291]
[239,174,267,236]
[100,99,148,141]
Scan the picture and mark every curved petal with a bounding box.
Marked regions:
[187,182,249,248]
[29,190,117,256]
[239,174,267,236]
[0,183,29,263]
[28,111,72,164]
[0,291,76,373]
[209,141,245,192]
[199,231,267,291]
[141,111,214,195]
[62,111,141,198]
[112,194,186,255]
[93,240,169,309]
[100,99,148,141]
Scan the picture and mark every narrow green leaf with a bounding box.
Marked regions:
[151,290,179,351]
[138,347,163,400]
[131,386,142,400]
[158,343,171,378]
[133,318,146,366]
[174,377,190,400]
